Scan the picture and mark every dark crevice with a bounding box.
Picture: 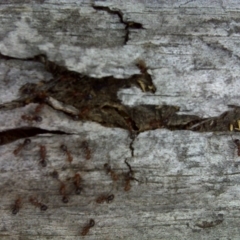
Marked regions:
[1,53,240,135]
[0,52,32,61]
[92,5,144,45]
[0,128,69,145]
[129,132,137,157]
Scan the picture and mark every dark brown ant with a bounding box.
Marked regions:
[12,197,22,215]
[72,115,80,121]
[81,219,95,236]
[124,176,132,191]
[60,144,73,163]
[59,182,69,203]
[136,59,147,74]
[21,115,42,122]
[13,138,31,156]
[39,145,47,167]
[36,91,49,103]
[29,197,48,211]
[73,173,83,195]
[82,141,91,160]
[104,163,119,181]
[50,170,59,179]
[124,159,138,191]
[51,173,69,203]
[20,82,37,96]
[96,194,114,204]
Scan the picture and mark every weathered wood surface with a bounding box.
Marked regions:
[1,0,240,239]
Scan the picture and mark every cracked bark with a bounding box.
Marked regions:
[1,1,240,240]
[92,5,144,45]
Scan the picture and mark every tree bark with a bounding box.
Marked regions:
[0,1,240,239]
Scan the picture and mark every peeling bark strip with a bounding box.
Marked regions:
[0,54,202,133]
[1,53,240,136]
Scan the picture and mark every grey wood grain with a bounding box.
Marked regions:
[0,0,240,239]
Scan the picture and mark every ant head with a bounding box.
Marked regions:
[24,139,31,145]
[35,116,43,122]
[103,163,111,171]
[12,208,18,215]
[72,115,80,121]
[40,160,47,167]
[75,187,82,195]
[126,171,134,179]
[40,204,48,211]
[60,144,67,151]
[51,170,59,179]
[106,194,114,203]
[62,196,69,203]
[231,135,240,144]
[234,139,240,144]
[89,219,95,227]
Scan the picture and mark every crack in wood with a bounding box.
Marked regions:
[0,128,70,145]
[13,55,202,133]
[92,5,144,45]
[1,54,240,136]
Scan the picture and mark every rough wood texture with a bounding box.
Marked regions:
[1,1,240,239]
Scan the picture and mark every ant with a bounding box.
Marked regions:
[231,136,240,156]
[59,182,69,203]
[12,197,22,215]
[13,138,31,156]
[60,144,73,163]
[51,173,69,203]
[81,141,91,160]
[21,115,42,123]
[73,173,83,195]
[50,170,59,179]
[81,219,95,236]
[96,194,114,204]
[104,163,119,181]
[124,159,138,191]
[136,59,147,74]
[29,197,48,211]
[39,145,47,167]
[36,91,49,103]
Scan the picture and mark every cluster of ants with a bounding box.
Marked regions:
[11,115,137,236]
[21,103,44,124]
